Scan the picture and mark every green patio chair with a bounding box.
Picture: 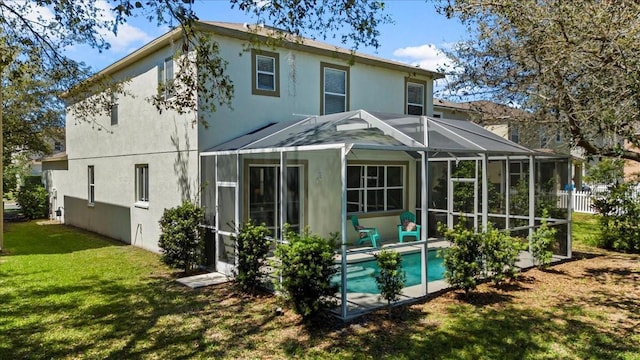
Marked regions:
[398,211,421,243]
[351,216,380,248]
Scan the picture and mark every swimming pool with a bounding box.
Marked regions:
[332,249,446,294]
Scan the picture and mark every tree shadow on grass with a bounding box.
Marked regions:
[3,221,123,255]
[277,298,640,359]
[571,250,603,260]
[454,290,515,306]
[0,269,290,360]
[4,267,637,359]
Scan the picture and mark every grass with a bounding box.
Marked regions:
[571,212,601,248]
[1,217,639,359]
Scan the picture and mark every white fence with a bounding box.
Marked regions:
[556,190,595,214]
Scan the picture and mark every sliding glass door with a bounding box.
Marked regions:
[248,165,303,236]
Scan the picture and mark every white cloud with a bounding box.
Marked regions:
[392,44,451,72]
[391,43,468,97]
[94,1,154,52]
[102,24,154,52]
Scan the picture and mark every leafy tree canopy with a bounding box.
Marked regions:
[584,157,625,185]
[438,0,640,161]
[2,54,64,165]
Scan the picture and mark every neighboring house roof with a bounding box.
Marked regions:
[95,21,444,81]
[202,110,543,156]
[41,151,68,163]
[460,100,530,124]
[433,98,473,112]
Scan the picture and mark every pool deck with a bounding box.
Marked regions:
[333,249,567,317]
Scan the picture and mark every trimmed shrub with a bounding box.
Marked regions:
[439,222,483,295]
[374,249,406,316]
[274,227,338,320]
[482,223,523,284]
[440,222,523,294]
[16,184,48,219]
[234,220,271,292]
[530,210,557,268]
[592,181,640,253]
[158,201,204,273]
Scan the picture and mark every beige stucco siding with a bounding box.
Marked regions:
[59,44,199,253]
[197,35,436,151]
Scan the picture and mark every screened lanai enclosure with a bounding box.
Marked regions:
[200,110,572,320]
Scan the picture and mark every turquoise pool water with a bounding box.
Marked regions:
[332,250,445,294]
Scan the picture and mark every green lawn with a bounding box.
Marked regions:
[1,217,639,359]
[571,212,601,248]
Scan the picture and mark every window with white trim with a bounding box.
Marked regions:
[88,165,95,205]
[321,63,349,114]
[510,126,519,143]
[251,49,279,96]
[407,82,425,115]
[347,165,404,213]
[158,57,175,99]
[136,164,149,204]
[509,161,528,187]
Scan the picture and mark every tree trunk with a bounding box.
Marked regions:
[1,77,4,252]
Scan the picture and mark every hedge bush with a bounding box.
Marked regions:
[234,221,272,292]
[158,201,204,273]
[16,184,48,219]
[274,227,338,320]
[591,181,640,253]
[440,222,523,295]
[439,222,483,295]
[482,224,523,284]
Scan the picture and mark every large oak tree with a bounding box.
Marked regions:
[438,0,640,161]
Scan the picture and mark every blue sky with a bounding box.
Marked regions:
[65,0,468,81]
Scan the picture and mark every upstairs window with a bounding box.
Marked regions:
[510,126,519,143]
[251,49,280,97]
[135,164,149,204]
[54,141,63,152]
[406,79,426,115]
[321,62,349,115]
[158,56,175,99]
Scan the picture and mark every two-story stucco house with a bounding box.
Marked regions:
[47,21,573,319]
[47,21,443,254]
